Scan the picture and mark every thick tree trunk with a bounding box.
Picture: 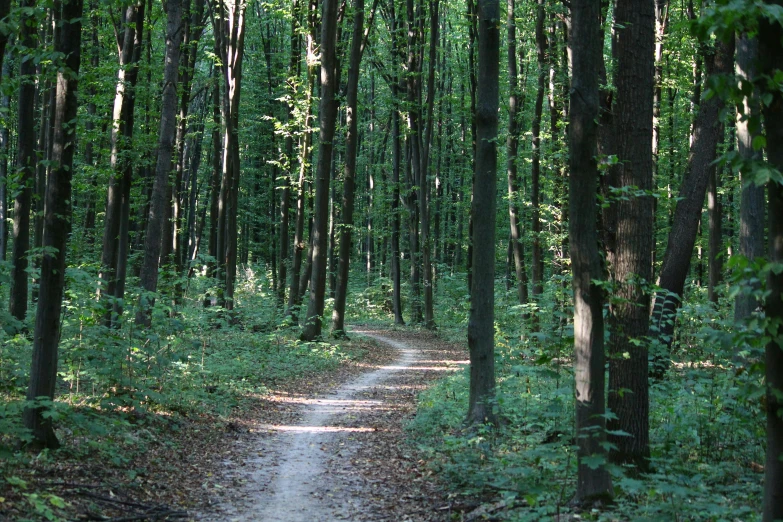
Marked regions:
[301,0,339,341]
[734,34,764,323]
[332,0,366,336]
[648,38,734,378]
[23,0,83,449]
[606,0,655,472]
[136,0,184,326]
[569,0,612,501]
[506,0,527,308]
[466,0,498,426]
[9,0,39,322]
[760,10,783,519]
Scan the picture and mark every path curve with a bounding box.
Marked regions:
[198,329,465,521]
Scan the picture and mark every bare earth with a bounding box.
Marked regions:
[196,328,468,522]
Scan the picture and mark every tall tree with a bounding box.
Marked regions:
[569,0,612,501]
[530,0,546,303]
[332,0,370,336]
[466,0,498,426]
[136,0,185,326]
[9,0,39,322]
[98,0,145,327]
[734,33,764,322]
[301,0,339,340]
[606,0,655,471]
[759,6,783,519]
[649,37,734,377]
[23,0,84,449]
[506,0,527,308]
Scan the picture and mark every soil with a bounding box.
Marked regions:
[195,328,469,521]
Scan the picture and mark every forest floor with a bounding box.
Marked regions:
[193,328,470,521]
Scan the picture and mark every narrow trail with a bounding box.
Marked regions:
[197,329,467,522]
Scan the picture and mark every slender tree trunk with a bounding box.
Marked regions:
[9,0,39,322]
[506,0,527,308]
[99,0,145,327]
[734,34,764,322]
[648,38,734,377]
[390,15,405,325]
[530,0,546,303]
[332,0,367,336]
[23,0,83,449]
[136,0,184,326]
[569,0,612,501]
[466,0,498,426]
[301,0,339,340]
[707,161,722,303]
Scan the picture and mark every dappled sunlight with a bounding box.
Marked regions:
[260,424,380,433]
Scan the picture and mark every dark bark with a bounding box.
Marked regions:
[760,10,783,519]
[389,2,405,325]
[649,38,734,378]
[9,0,39,322]
[707,161,722,303]
[606,0,655,471]
[530,0,545,302]
[734,34,765,322]
[23,0,83,449]
[136,0,184,327]
[301,0,339,340]
[466,0,498,426]
[506,0,527,308]
[569,0,612,501]
[99,0,145,327]
[332,0,367,336]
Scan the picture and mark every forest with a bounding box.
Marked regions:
[1,0,782,519]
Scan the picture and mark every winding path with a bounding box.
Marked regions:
[198,329,466,521]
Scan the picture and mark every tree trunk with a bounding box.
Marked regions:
[99,0,145,327]
[648,38,734,378]
[530,0,546,303]
[332,0,367,336]
[466,0,498,426]
[760,10,783,519]
[23,0,83,449]
[707,161,722,303]
[734,34,764,322]
[506,0,527,308]
[301,0,339,341]
[390,3,405,325]
[9,0,39,323]
[569,0,612,501]
[606,0,655,472]
[136,0,184,327]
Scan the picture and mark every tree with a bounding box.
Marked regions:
[759,6,783,519]
[301,0,339,341]
[466,0,498,426]
[649,37,734,377]
[606,0,655,471]
[23,0,84,449]
[569,0,612,501]
[9,0,39,323]
[136,0,185,327]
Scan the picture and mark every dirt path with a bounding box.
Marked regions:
[197,328,467,521]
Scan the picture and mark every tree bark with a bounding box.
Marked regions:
[99,0,145,327]
[707,160,722,303]
[506,0,527,308]
[734,34,764,322]
[301,0,339,340]
[606,0,655,472]
[569,0,612,501]
[649,37,734,378]
[332,0,368,336]
[9,0,39,323]
[23,0,83,449]
[530,0,546,302]
[136,0,184,327]
[760,9,783,519]
[466,0,498,426]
